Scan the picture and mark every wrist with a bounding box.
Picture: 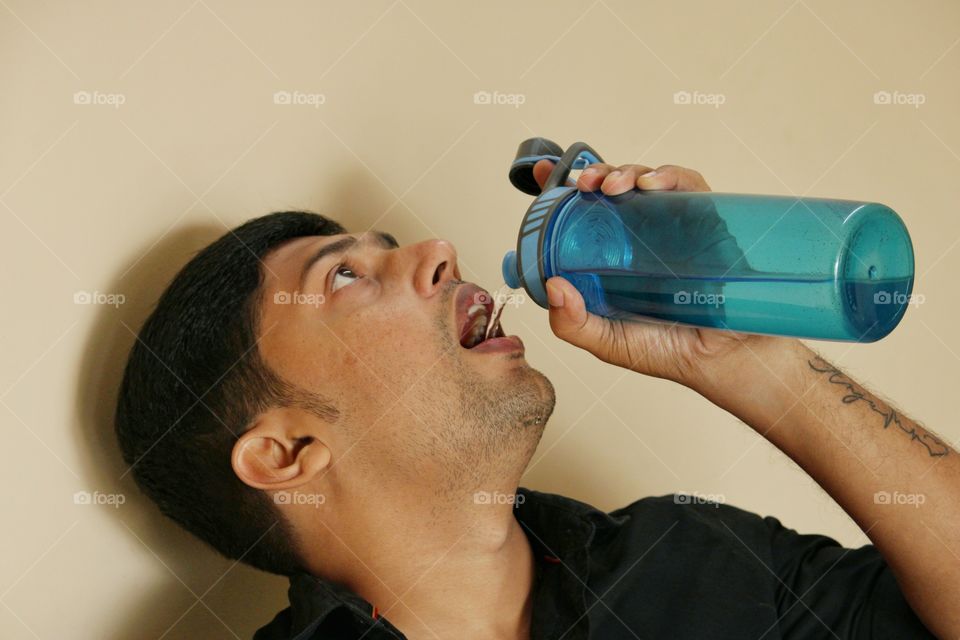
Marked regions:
[684,334,813,421]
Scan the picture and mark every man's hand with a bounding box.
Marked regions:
[531,160,960,637]
[531,158,792,387]
[530,160,960,636]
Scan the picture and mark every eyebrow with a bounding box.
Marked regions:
[298,230,399,290]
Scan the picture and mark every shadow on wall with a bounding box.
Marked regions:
[73,169,429,638]
[75,220,287,639]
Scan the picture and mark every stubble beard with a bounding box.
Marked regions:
[427,284,557,494]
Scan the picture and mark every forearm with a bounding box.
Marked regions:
[691,336,960,638]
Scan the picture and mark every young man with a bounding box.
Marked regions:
[115,159,957,639]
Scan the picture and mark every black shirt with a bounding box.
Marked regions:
[254,487,933,639]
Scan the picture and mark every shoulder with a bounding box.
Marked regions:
[598,492,794,563]
[519,487,784,551]
[611,492,773,530]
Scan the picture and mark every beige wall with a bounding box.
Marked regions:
[2,1,959,637]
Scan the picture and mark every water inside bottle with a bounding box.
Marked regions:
[560,269,912,342]
[551,191,914,342]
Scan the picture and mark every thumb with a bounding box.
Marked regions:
[545,276,612,358]
[532,159,555,191]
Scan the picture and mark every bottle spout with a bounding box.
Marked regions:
[501,251,521,289]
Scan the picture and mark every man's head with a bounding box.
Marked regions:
[115,211,555,576]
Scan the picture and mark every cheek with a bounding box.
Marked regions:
[338,308,448,381]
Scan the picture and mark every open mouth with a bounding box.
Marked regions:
[456,284,506,349]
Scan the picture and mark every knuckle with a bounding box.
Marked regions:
[585,162,612,172]
[658,164,703,180]
[689,169,710,190]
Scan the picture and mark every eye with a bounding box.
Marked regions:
[331,264,361,292]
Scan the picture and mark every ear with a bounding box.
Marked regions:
[231,407,332,491]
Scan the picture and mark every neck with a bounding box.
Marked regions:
[306,484,536,640]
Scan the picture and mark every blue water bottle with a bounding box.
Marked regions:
[501,137,915,342]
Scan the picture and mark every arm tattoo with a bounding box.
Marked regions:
[807,357,949,458]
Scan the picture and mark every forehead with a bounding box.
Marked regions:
[256,234,351,340]
[261,234,346,285]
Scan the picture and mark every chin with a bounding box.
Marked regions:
[513,364,557,423]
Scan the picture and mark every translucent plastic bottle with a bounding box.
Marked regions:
[501,138,915,342]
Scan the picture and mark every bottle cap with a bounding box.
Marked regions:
[502,251,520,289]
[508,137,564,196]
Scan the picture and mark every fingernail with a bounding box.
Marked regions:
[546,281,564,308]
[608,170,622,180]
[582,167,597,176]
[640,170,657,178]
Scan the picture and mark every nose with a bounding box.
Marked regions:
[411,239,460,297]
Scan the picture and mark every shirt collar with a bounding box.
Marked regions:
[261,487,627,639]
[513,487,625,561]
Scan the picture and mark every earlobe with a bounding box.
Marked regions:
[231,412,332,491]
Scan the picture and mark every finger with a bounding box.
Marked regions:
[601,164,654,196]
[532,158,555,191]
[545,276,613,361]
[576,163,615,192]
[636,165,711,192]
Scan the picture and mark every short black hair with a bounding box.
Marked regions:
[115,211,346,576]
